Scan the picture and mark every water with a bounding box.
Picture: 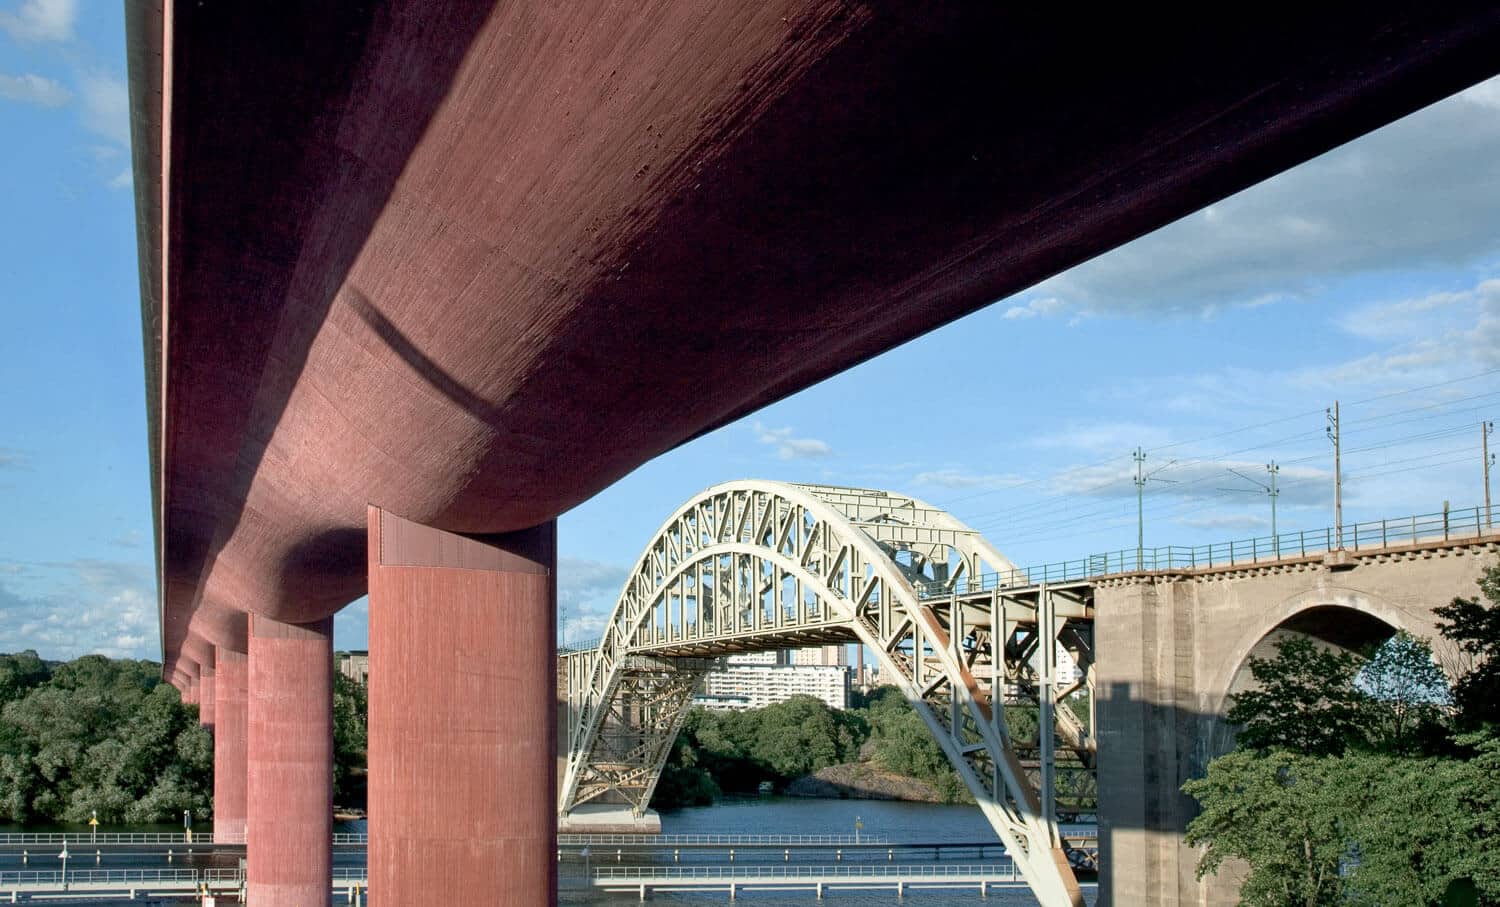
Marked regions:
[560,798,1093,905]
[0,800,1095,904]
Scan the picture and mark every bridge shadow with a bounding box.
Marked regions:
[1094,681,1243,907]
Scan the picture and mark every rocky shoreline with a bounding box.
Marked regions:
[784,762,952,803]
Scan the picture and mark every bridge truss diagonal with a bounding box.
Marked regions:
[559,480,1094,907]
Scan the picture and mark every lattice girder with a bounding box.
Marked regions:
[559,481,1088,907]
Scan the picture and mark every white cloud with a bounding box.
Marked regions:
[753,422,832,460]
[1006,74,1500,316]
[0,72,69,107]
[1049,458,1330,509]
[109,529,143,549]
[0,0,76,42]
[913,469,1024,490]
[0,559,156,660]
[557,557,629,648]
[108,167,131,190]
[1001,297,1065,320]
[0,448,29,470]
[1176,513,1271,532]
[78,73,128,147]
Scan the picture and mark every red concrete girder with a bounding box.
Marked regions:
[368,507,557,906]
[213,648,248,841]
[134,5,1500,651]
[246,615,333,906]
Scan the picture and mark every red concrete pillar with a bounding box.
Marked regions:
[247,613,333,907]
[368,506,557,906]
[198,661,216,728]
[214,648,249,840]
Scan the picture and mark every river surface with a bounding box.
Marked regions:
[0,798,1096,905]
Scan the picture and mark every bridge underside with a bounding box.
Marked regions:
[130,3,1500,904]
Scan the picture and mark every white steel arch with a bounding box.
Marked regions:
[559,480,1088,907]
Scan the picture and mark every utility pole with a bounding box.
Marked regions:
[1134,447,1147,564]
[1222,461,1280,554]
[1133,448,1177,569]
[1485,421,1494,530]
[1327,402,1342,548]
[1267,461,1280,542]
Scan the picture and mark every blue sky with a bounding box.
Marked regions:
[1,1,1497,659]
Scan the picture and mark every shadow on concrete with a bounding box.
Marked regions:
[161,3,502,628]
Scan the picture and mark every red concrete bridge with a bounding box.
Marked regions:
[126,3,1500,905]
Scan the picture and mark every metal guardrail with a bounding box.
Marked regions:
[560,833,888,846]
[0,869,203,884]
[594,862,1019,881]
[0,832,220,845]
[917,505,1497,599]
[0,867,367,889]
[0,832,372,847]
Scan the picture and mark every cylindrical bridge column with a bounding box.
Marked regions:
[198,658,216,728]
[368,506,557,906]
[213,647,248,841]
[246,613,334,907]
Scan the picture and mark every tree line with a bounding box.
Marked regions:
[0,653,368,825]
[653,685,969,808]
[1184,563,1500,906]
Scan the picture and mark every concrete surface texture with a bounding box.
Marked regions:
[367,507,558,906]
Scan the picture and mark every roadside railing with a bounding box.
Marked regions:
[594,862,1019,881]
[917,504,1496,598]
[560,833,888,846]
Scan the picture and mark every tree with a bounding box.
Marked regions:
[0,652,49,705]
[1228,636,1369,756]
[332,672,367,805]
[1184,749,1350,907]
[1336,751,1479,907]
[1435,563,1500,731]
[1356,631,1450,756]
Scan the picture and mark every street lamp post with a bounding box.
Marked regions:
[854,816,863,845]
[58,843,69,891]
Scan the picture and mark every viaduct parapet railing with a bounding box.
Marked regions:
[592,862,1031,898]
[0,832,368,847]
[916,504,1497,599]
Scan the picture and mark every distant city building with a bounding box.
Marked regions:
[791,644,847,667]
[337,651,369,686]
[698,659,849,711]
[726,651,785,666]
[1055,647,1081,688]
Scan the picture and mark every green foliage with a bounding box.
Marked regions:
[1186,566,1500,905]
[332,672,367,805]
[1356,631,1450,756]
[0,656,211,824]
[653,695,868,808]
[652,686,977,809]
[0,651,50,704]
[1228,636,1368,756]
[1336,751,1484,907]
[1435,564,1500,731]
[1184,749,1351,907]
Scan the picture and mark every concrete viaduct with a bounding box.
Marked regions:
[127,3,1500,904]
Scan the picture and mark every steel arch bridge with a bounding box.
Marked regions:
[559,480,1095,907]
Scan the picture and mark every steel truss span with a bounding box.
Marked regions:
[559,480,1094,907]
